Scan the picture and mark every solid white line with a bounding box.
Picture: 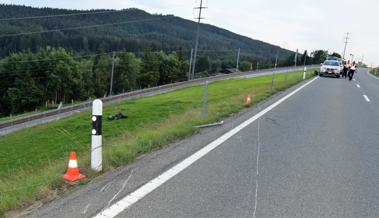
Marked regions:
[363,95,371,102]
[356,84,361,88]
[93,76,319,218]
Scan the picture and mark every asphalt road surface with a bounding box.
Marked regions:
[27,68,379,218]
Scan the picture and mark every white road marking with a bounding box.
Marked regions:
[93,76,319,218]
[363,95,371,102]
[356,84,361,88]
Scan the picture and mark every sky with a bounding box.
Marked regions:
[2,0,378,66]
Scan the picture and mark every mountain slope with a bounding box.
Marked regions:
[0,4,292,59]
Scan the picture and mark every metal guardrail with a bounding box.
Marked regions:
[0,65,318,131]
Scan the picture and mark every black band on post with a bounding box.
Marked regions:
[92,115,102,135]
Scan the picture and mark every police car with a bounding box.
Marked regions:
[319,60,342,78]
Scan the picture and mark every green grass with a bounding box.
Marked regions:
[370,68,379,77]
[0,70,315,216]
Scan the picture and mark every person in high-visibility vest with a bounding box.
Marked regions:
[348,61,357,81]
[342,60,349,78]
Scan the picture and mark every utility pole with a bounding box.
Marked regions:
[342,32,350,59]
[271,51,279,93]
[274,50,279,69]
[303,52,307,66]
[236,48,241,70]
[303,54,307,80]
[191,0,207,80]
[188,48,193,80]
[294,49,298,80]
[109,51,116,96]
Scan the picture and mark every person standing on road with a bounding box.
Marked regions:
[342,60,349,78]
[348,61,357,81]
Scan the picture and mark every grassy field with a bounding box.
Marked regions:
[0,70,314,215]
[370,68,379,77]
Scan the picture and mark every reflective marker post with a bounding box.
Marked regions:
[303,66,307,80]
[91,99,103,172]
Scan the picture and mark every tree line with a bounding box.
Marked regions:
[0,48,189,116]
[0,47,335,117]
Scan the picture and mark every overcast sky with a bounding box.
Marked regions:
[2,0,378,65]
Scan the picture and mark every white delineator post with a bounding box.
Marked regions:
[91,99,103,172]
[303,66,307,80]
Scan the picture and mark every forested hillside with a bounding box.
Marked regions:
[0,4,291,59]
[0,4,302,117]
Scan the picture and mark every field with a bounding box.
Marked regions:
[0,70,314,215]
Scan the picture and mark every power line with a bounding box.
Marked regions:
[0,48,240,65]
[0,17,162,38]
[0,53,95,65]
[0,9,127,22]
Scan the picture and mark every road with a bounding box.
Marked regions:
[26,68,379,218]
[0,66,312,136]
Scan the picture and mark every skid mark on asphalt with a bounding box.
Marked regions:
[100,182,113,193]
[105,170,134,209]
[82,204,91,215]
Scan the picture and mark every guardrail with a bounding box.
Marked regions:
[0,65,318,131]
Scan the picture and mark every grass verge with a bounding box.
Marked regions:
[370,68,379,77]
[0,70,315,216]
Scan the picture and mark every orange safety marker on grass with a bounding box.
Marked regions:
[63,151,86,182]
[245,94,252,105]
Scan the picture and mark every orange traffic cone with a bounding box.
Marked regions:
[245,94,252,105]
[63,151,86,182]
